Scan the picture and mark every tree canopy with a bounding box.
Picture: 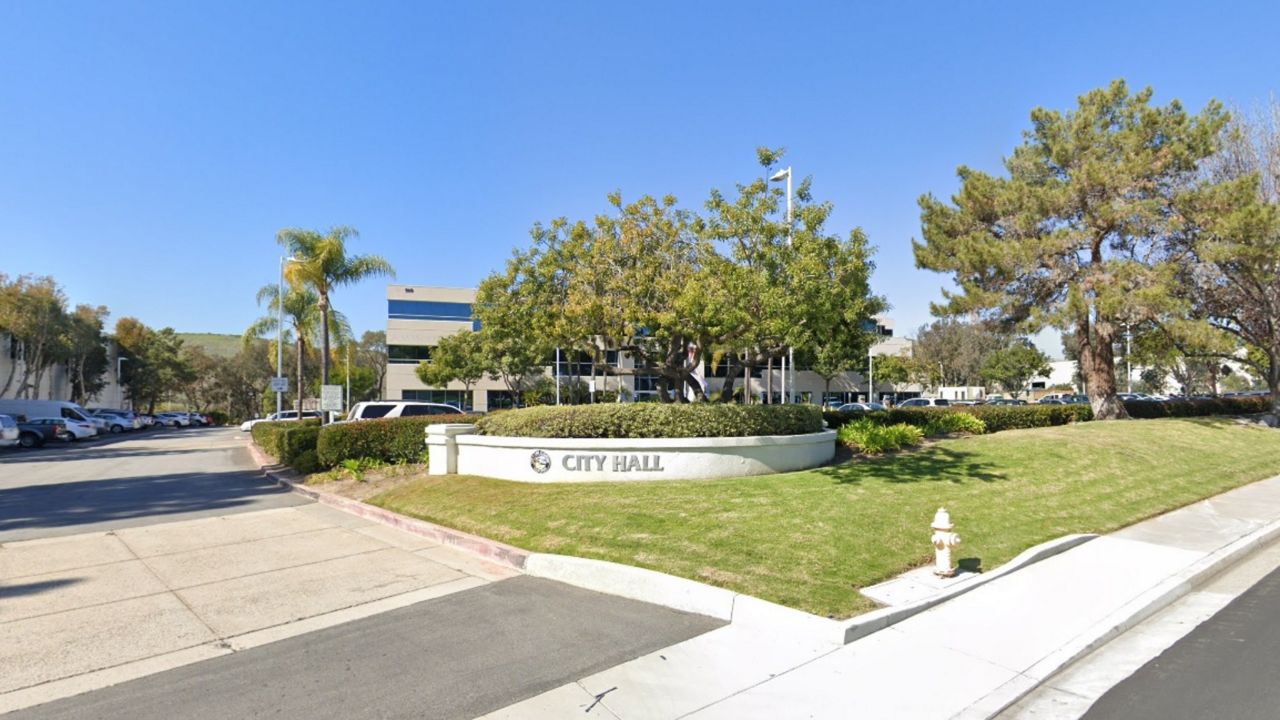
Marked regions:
[915,81,1227,418]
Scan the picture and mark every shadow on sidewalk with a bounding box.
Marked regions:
[0,469,307,540]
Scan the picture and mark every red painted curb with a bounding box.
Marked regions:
[244,440,530,570]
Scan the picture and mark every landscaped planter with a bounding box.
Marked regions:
[425,423,837,483]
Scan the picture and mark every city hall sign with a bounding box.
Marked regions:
[532,450,666,474]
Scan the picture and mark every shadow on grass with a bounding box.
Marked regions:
[816,444,1004,485]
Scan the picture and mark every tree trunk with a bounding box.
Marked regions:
[1079,316,1128,420]
[0,337,17,397]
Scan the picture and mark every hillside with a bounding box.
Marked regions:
[176,333,244,358]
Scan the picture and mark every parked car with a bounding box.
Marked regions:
[835,402,871,413]
[89,408,144,430]
[897,398,951,408]
[238,410,323,432]
[0,414,19,448]
[17,417,76,446]
[343,401,462,422]
[90,411,133,434]
[154,412,190,427]
[47,416,98,439]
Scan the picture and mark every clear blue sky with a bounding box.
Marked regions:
[3,1,1278,358]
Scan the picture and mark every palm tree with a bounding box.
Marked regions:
[245,284,350,417]
[276,227,395,393]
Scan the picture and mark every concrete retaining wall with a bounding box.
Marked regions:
[426,424,837,483]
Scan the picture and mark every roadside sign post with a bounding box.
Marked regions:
[270,376,289,393]
[320,385,343,422]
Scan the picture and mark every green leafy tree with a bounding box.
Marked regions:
[64,305,110,405]
[914,81,1227,419]
[357,331,388,399]
[277,226,395,391]
[415,330,489,408]
[244,284,348,416]
[0,275,70,398]
[981,341,1051,398]
[1171,101,1280,415]
[474,148,884,405]
[115,318,192,413]
[872,354,911,386]
[912,319,1008,388]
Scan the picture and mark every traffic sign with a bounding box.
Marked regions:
[271,376,289,393]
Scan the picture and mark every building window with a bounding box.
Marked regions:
[388,345,433,364]
[706,358,764,378]
[553,349,619,377]
[487,390,517,410]
[401,389,471,410]
[387,300,473,321]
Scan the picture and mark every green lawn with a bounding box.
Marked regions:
[367,418,1280,618]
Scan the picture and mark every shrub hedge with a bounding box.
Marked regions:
[824,396,1274,434]
[315,415,471,468]
[473,403,824,439]
[250,419,321,459]
[823,404,1091,433]
[1122,396,1271,418]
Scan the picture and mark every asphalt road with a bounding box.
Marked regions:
[10,575,722,720]
[1083,563,1280,720]
[0,426,310,542]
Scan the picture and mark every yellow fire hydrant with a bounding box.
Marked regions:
[931,507,960,578]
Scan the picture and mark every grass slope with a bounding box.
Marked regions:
[368,418,1280,618]
[176,332,243,358]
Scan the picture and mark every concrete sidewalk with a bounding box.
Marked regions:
[0,503,516,714]
[485,473,1280,720]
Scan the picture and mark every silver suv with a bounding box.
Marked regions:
[897,398,951,407]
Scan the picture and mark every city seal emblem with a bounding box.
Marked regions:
[530,450,552,474]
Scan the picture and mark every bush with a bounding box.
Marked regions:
[250,419,318,458]
[837,419,924,454]
[291,449,320,475]
[315,415,470,468]
[208,410,230,426]
[472,403,824,439]
[1123,396,1271,418]
[922,412,987,437]
[279,425,321,466]
[824,404,1091,434]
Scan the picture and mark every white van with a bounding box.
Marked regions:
[344,401,462,422]
[0,399,96,425]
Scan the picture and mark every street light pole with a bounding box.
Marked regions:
[869,352,874,405]
[276,256,300,416]
[116,357,129,409]
[769,166,795,404]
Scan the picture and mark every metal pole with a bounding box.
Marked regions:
[869,353,875,405]
[345,344,351,414]
[277,257,285,416]
[778,169,788,404]
[555,348,561,406]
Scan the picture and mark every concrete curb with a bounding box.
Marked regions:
[956,514,1280,719]
[245,442,530,570]
[524,535,1098,647]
